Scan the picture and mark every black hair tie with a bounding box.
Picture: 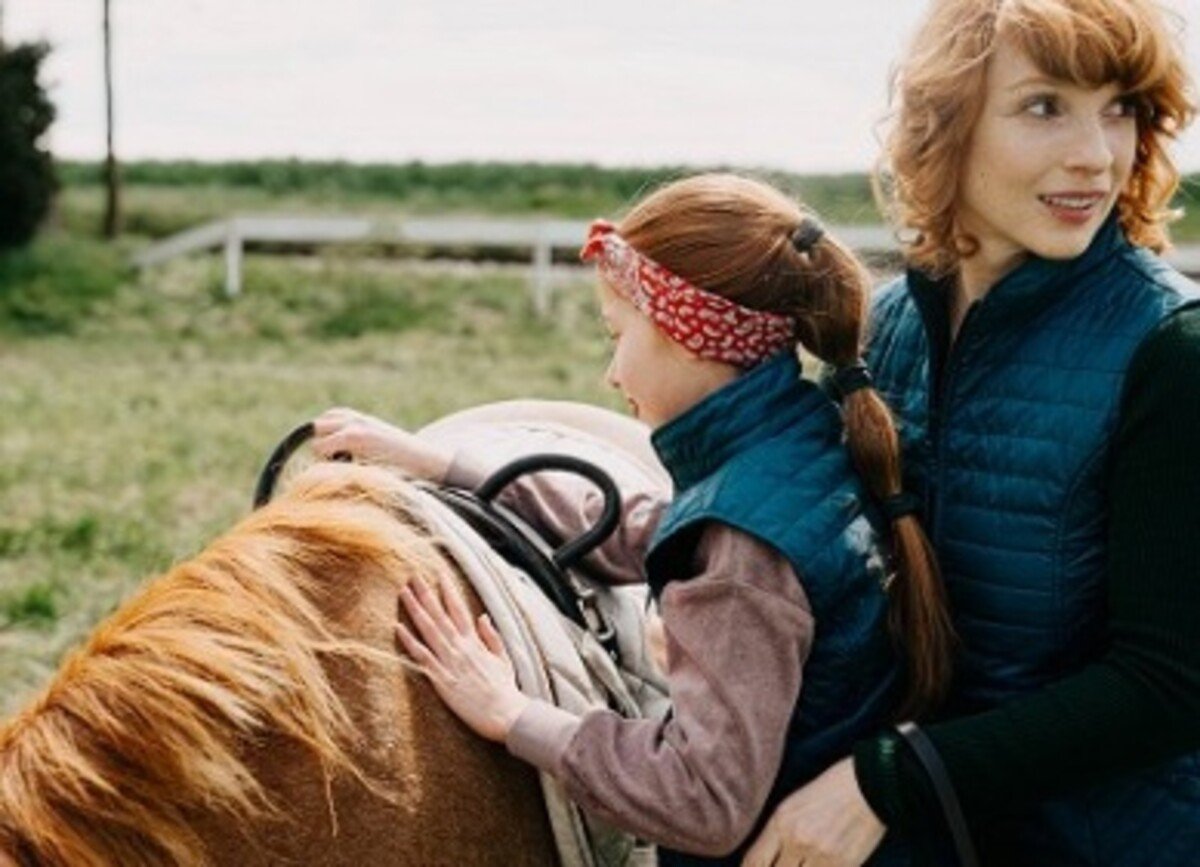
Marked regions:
[828,361,873,402]
[880,491,922,523]
[790,219,825,254]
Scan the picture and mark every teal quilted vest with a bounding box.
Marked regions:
[647,352,898,865]
[868,216,1200,865]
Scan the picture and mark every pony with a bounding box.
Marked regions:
[0,461,560,866]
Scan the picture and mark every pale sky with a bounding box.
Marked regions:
[8,0,1200,173]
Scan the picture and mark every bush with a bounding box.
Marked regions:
[0,43,57,251]
[0,236,126,334]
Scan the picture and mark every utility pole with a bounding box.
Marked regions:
[102,0,121,238]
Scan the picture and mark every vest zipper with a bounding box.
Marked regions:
[926,300,984,540]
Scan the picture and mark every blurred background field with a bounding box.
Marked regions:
[2,161,1199,714]
[51,159,1200,240]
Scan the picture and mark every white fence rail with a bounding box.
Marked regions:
[133,215,1200,313]
[133,216,600,313]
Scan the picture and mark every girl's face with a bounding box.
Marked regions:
[956,39,1138,288]
[597,283,739,429]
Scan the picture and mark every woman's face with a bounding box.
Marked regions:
[956,39,1139,286]
[597,283,738,429]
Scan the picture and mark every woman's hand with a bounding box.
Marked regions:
[395,577,529,743]
[741,758,885,867]
[312,407,453,481]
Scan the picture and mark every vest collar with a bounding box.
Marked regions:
[650,351,836,493]
[907,213,1128,338]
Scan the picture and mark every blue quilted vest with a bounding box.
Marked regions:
[868,215,1200,865]
[645,352,898,865]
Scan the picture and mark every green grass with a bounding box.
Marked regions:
[1175,175,1200,242]
[0,235,128,334]
[2,584,58,627]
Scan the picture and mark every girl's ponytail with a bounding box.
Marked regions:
[840,384,955,719]
[794,234,955,719]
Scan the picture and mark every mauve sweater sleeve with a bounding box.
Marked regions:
[505,525,814,858]
[444,453,664,585]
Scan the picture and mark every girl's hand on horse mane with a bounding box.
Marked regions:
[313,407,453,482]
[395,577,530,743]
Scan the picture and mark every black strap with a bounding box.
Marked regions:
[895,722,981,867]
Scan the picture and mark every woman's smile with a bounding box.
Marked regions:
[1037,190,1109,226]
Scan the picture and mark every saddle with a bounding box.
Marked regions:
[253,411,669,867]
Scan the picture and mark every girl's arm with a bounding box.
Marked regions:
[401,523,814,858]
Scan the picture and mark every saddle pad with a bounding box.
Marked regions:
[409,488,664,867]
[418,399,674,714]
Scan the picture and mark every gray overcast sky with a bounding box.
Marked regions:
[9,0,1200,172]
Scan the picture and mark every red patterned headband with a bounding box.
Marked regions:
[579,220,796,369]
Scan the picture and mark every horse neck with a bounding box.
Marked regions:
[191,568,559,867]
[0,538,557,867]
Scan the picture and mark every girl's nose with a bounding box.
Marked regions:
[603,356,620,390]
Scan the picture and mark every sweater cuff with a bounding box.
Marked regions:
[855,728,952,846]
[505,699,583,775]
[853,732,905,828]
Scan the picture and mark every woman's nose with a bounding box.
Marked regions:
[1064,117,1118,175]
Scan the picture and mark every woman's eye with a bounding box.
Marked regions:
[1106,94,1143,119]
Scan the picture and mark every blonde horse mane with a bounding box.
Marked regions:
[0,465,456,867]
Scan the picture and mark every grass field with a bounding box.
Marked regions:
[0,238,615,714]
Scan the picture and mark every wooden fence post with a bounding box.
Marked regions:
[223,221,242,298]
[531,229,552,316]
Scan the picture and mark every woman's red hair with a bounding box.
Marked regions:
[878,0,1196,274]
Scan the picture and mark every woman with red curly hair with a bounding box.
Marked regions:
[745,0,1199,865]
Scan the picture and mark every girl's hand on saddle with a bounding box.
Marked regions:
[395,577,529,743]
[312,408,453,481]
[741,758,884,867]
